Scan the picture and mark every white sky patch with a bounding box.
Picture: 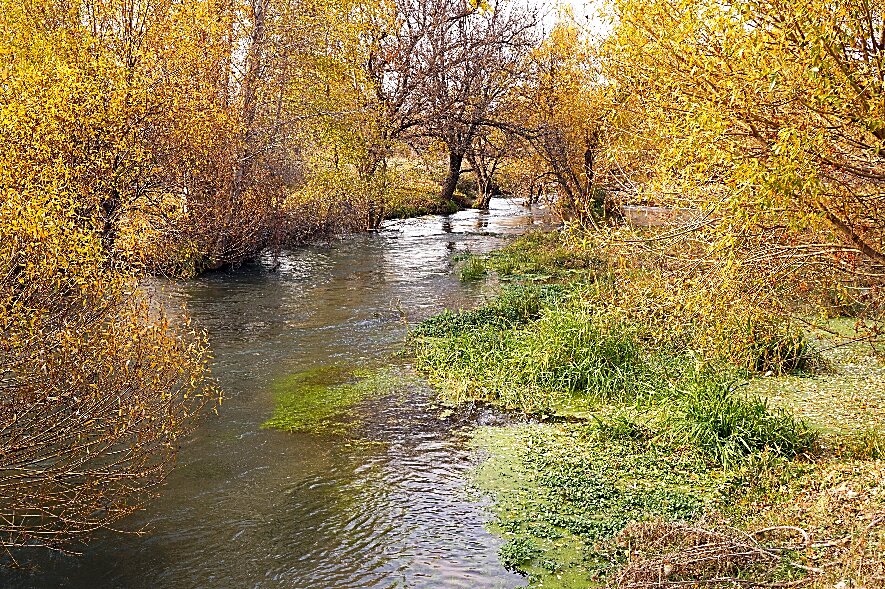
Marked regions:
[524,0,612,39]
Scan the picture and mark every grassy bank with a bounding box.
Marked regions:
[413,231,885,587]
[385,185,462,220]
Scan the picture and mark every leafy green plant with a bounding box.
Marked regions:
[499,536,542,573]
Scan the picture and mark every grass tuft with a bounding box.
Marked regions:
[458,255,488,281]
[673,379,818,467]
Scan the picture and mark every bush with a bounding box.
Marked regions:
[0,195,214,552]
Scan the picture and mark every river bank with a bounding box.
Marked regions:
[411,230,885,588]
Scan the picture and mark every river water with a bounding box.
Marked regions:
[6,199,549,589]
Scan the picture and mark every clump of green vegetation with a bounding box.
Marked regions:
[747,326,818,374]
[262,365,407,434]
[410,230,885,586]
[458,255,487,281]
[414,285,817,463]
[499,536,543,572]
[412,283,568,338]
[474,421,725,585]
[414,298,647,411]
[481,230,598,281]
[673,380,818,467]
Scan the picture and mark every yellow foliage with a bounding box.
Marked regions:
[0,0,217,550]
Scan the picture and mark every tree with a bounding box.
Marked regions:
[285,0,401,230]
[0,0,214,551]
[608,0,885,264]
[508,18,633,223]
[466,127,511,208]
[399,0,539,204]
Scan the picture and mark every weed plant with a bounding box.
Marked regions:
[458,255,488,281]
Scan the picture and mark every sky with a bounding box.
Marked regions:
[527,0,612,38]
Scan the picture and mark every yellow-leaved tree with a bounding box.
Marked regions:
[609,0,885,268]
[0,0,214,551]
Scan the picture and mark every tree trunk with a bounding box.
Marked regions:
[467,150,491,209]
[475,181,496,210]
[441,150,464,204]
[216,0,266,264]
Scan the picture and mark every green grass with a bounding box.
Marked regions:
[385,185,461,220]
[413,289,646,412]
[413,286,817,466]
[412,283,569,338]
[458,255,488,281]
[480,230,599,281]
[673,379,818,467]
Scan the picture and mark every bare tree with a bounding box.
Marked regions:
[370,0,539,205]
[466,128,512,208]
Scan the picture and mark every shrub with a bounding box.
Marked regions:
[0,195,214,552]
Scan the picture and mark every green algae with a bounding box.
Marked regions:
[471,421,726,587]
[262,365,413,434]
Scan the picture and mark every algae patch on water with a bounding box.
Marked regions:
[471,421,726,587]
[262,365,407,434]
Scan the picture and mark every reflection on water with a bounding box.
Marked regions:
[4,199,550,589]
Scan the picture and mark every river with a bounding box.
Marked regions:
[5,199,549,589]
